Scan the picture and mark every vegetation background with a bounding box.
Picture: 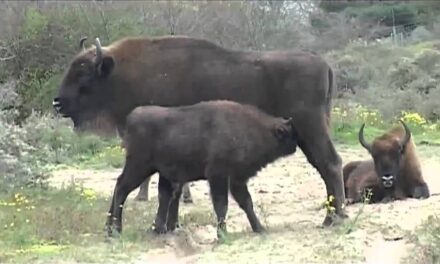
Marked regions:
[1,1,440,263]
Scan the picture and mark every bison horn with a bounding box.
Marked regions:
[358,123,372,152]
[95,37,102,63]
[284,117,293,126]
[79,37,88,51]
[399,120,411,148]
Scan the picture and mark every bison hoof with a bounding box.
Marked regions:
[216,222,228,239]
[322,213,347,227]
[105,225,113,237]
[217,229,227,241]
[105,224,121,238]
[253,226,266,233]
[167,222,181,232]
[153,224,168,234]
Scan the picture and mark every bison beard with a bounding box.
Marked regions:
[105,101,298,235]
[343,121,430,204]
[54,35,347,226]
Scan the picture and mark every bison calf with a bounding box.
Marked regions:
[343,120,430,204]
[105,100,298,236]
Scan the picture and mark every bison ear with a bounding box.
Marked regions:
[283,117,293,127]
[274,118,294,141]
[274,126,288,141]
[96,56,115,78]
[399,143,406,154]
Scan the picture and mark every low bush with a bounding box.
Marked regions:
[0,109,122,192]
[405,215,440,263]
[327,40,440,122]
[0,185,158,262]
[331,103,440,145]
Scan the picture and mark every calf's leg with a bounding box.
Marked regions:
[207,174,229,237]
[166,183,183,232]
[105,187,117,236]
[107,158,152,236]
[229,180,265,233]
[295,112,347,226]
[117,127,157,203]
[153,176,174,234]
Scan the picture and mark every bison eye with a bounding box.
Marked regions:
[79,85,92,95]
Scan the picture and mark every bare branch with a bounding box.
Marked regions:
[0,45,16,62]
[0,55,16,62]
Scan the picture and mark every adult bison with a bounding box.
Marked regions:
[53,35,347,226]
[105,100,299,235]
[343,121,430,204]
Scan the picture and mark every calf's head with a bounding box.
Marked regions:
[274,117,298,155]
[358,120,411,188]
[53,37,115,128]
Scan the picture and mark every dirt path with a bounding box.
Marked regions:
[49,144,440,263]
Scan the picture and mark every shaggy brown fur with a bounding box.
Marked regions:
[343,121,430,204]
[53,35,347,226]
[105,100,298,236]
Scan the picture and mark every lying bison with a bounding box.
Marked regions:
[53,35,347,226]
[105,100,298,235]
[343,121,430,204]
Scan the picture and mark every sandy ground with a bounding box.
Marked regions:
[49,144,440,264]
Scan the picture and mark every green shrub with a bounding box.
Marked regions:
[0,112,50,192]
[0,183,159,262]
[0,109,122,192]
[418,88,440,121]
[406,215,440,263]
[16,69,62,116]
[409,26,435,44]
[327,53,375,97]
[413,49,440,73]
[21,8,49,41]
[387,57,422,91]
[328,39,440,123]
[331,103,440,145]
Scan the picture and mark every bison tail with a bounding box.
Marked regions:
[325,67,335,128]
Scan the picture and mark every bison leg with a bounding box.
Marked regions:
[229,180,265,233]
[134,177,151,201]
[344,177,363,205]
[296,113,347,226]
[167,183,183,232]
[181,183,193,203]
[108,158,151,235]
[153,176,174,234]
[411,182,430,199]
[135,179,193,203]
[207,175,229,237]
[105,185,118,236]
[118,124,153,203]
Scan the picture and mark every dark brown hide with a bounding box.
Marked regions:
[54,35,346,226]
[105,100,298,235]
[343,122,430,204]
